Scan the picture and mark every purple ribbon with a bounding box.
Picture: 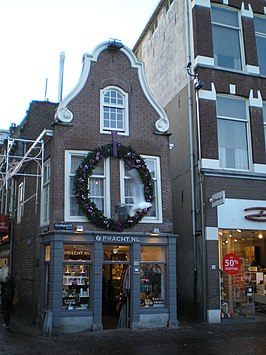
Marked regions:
[112,130,118,157]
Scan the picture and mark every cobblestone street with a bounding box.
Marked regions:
[1,312,266,354]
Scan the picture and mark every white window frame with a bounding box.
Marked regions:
[120,155,163,223]
[41,159,51,226]
[100,86,129,136]
[216,95,252,171]
[254,15,266,76]
[211,5,245,71]
[17,181,24,224]
[64,150,111,222]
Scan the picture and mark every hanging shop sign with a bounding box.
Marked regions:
[210,190,225,208]
[0,214,10,233]
[223,253,241,274]
[244,207,266,222]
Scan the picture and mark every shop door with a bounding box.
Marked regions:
[102,245,130,329]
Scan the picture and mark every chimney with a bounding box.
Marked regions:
[58,51,65,102]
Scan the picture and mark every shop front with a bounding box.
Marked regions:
[218,199,266,322]
[42,231,178,333]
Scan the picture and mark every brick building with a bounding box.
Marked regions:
[0,41,178,333]
[134,0,266,323]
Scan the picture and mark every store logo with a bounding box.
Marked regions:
[244,207,266,222]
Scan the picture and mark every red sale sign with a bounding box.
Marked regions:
[223,253,241,274]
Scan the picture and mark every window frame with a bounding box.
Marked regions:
[100,86,129,136]
[41,159,51,226]
[216,95,252,171]
[120,155,163,223]
[254,15,266,76]
[64,150,111,222]
[211,5,245,71]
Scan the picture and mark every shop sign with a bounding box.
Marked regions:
[95,235,140,243]
[244,207,266,222]
[0,214,10,233]
[54,223,73,230]
[210,190,225,208]
[223,253,241,274]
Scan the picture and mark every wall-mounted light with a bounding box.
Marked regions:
[258,233,263,239]
[75,225,84,232]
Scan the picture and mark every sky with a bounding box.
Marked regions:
[0,0,159,130]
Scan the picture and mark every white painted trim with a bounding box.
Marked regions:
[191,0,210,8]
[194,55,214,67]
[254,164,266,174]
[264,7,266,15]
[198,82,216,101]
[241,3,253,18]
[201,158,220,169]
[229,84,236,95]
[246,65,260,74]
[205,227,218,241]
[222,0,228,5]
[249,89,263,107]
[55,41,169,133]
[207,309,221,323]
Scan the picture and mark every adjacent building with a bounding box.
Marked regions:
[0,41,178,333]
[134,0,266,323]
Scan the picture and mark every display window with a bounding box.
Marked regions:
[44,245,50,307]
[140,246,166,308]
[219,229,266,320]
[62,244,91,310]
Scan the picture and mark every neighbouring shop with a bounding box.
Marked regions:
[41,231,178,333]
[218,200,266,322]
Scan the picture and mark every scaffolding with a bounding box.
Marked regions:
[0,129,53,215]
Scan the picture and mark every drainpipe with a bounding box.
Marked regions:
[185,0,197,319]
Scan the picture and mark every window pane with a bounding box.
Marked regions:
[254,17,266,34]
[212,7,239,27]
[141,246,166,261]
[256,35,266,76]
[213,25,242,70]
[71,155,84,174]
[218,119,248,169]
[63,264,90,310]
[64,245,91,261]
[140,264,165,307]
[217,97,246,119]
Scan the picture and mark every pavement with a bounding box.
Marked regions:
[1,311,266,354]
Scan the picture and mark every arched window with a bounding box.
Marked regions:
[100,86,129,135]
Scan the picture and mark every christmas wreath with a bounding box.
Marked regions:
[74,143,153,232]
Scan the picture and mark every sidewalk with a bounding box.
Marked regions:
[4,311,266,355]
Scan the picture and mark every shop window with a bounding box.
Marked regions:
[41,159,50,225]
[216,96,250,170]
[44,245,50,308]
[62,245,91,310]
[211,6,243,70]
[100,86,129,135]
[219,229,266,320]
[255,16,266,76]
[65,150,110,221]
[120,156,163,223]
[140,246,166,307]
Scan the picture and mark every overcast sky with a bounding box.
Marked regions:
[0,0,158,130]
